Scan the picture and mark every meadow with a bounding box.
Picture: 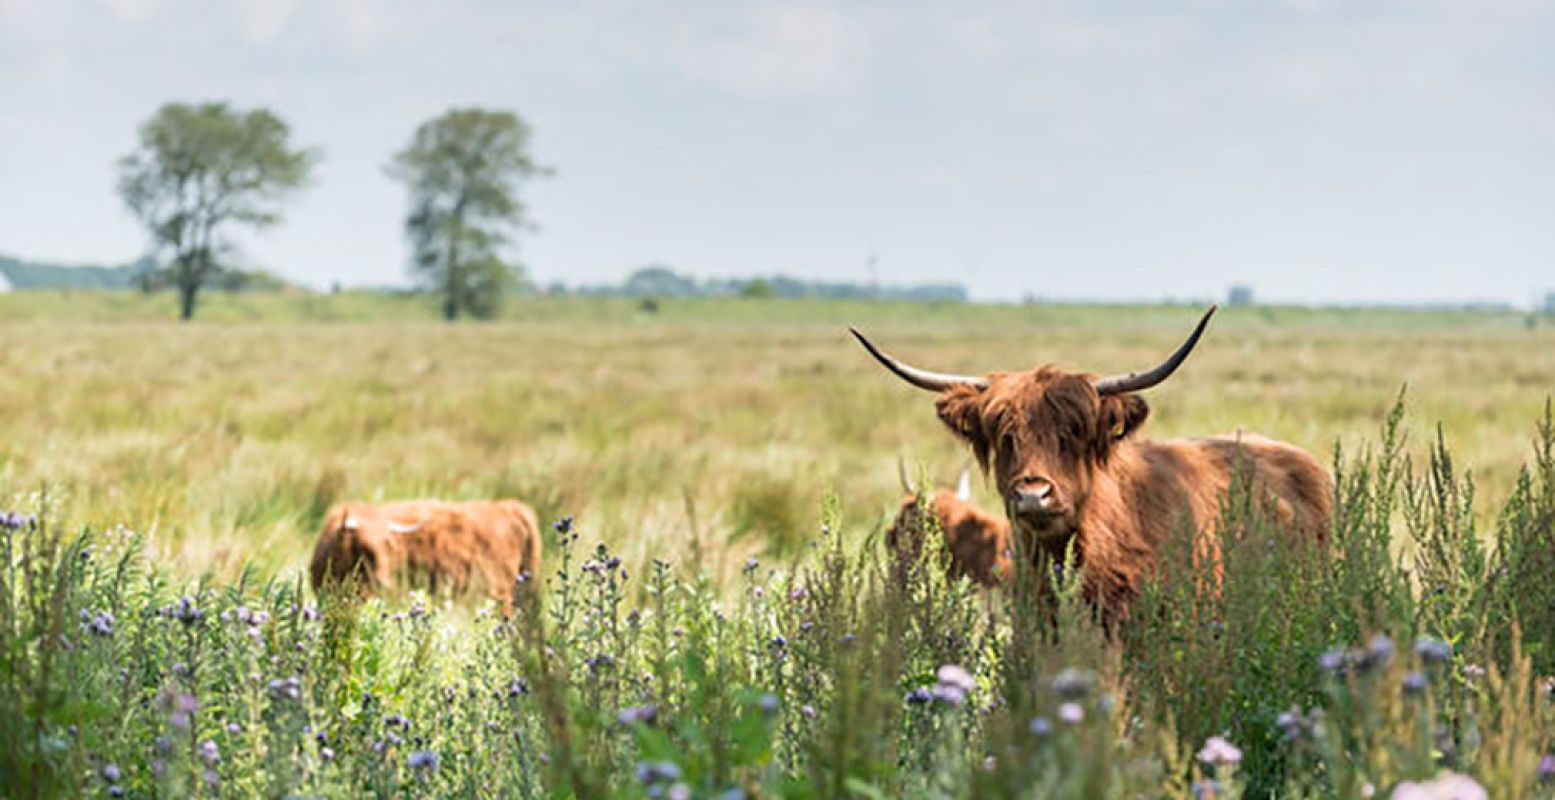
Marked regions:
[3,291,1555,798]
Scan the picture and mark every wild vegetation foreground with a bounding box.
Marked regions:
[2,295,1555,797]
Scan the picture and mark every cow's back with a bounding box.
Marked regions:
[1195,433,1333,539]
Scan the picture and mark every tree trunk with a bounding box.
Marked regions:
[179,283,198,321]
[443,199,466,322]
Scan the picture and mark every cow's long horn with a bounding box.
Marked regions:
[1094,306,1217,396]
[849,327,988,392]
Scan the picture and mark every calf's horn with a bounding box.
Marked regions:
[850,328,988,392]
[1093,306,1217,396]
[897,457,914,493]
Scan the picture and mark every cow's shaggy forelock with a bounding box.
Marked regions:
[934,368,1151,500]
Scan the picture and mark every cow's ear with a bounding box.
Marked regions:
[935,385,990,467]
[1098,394,1150,448]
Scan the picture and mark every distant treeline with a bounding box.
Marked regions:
[0,255,147,290]
[0,254,291,293]
[560,265,967,302]
[0,256,968,304]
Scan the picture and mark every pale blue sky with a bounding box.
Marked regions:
[1,0,1550,303]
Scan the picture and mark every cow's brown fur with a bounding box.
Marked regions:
[886,489,1012,587]
[310,499,541,612]
[934,368,1332,620]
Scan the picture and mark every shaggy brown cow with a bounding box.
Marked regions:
[310,499,541,611]
[886,464,1012,587]
[853,307,1331,620]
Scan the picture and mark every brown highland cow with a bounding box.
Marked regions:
[853,307,1332,620]
[310,499,541,612]
[886,463,1012,587]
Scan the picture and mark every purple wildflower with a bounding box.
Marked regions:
[1276,711,1305,740]
[407,750,439,771]
[85,611,115,637]
[0,511,35,530]
[1415,637,1452,665]
[1198,736,1243,767]
[1058,703,1084,725]
[1356,635,1394,672]
[1402,671,1428,696]
[172,596,203,627]
[635,761,682,784]
[618,704,658,725]
[101,763,122,782]
[268,676,303,702]
[938,665,975,693]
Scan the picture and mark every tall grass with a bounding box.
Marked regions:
[3,400,1555,797]
[3,296,1552,589]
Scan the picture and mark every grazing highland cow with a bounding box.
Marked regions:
[310,499,541,612]
[886,463,1012,587]
[853,307,1331,620]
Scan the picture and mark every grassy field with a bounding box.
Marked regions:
[1,291,1551,585]
[4,291,1555,799]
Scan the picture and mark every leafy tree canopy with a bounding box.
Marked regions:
[117,102,315,320]
[387,108,549,320]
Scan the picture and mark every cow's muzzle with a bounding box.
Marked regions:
[1007,477,1070,531]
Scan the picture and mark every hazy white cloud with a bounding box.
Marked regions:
[99,0,157,21]
[673,3,869,97]
[230,0,299,44]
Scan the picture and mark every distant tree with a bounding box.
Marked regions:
[740,278,776,299]
[623,266,699,298]
[117,102,315,320]
[387,108,548,320]
[1227,285,1255,307]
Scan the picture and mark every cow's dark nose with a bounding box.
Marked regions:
[1010,476,1059,515]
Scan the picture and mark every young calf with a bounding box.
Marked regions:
[310,499,541,612]
[886,464,1013,587]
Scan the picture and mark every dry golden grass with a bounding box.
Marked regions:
[1,292,1551,587]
